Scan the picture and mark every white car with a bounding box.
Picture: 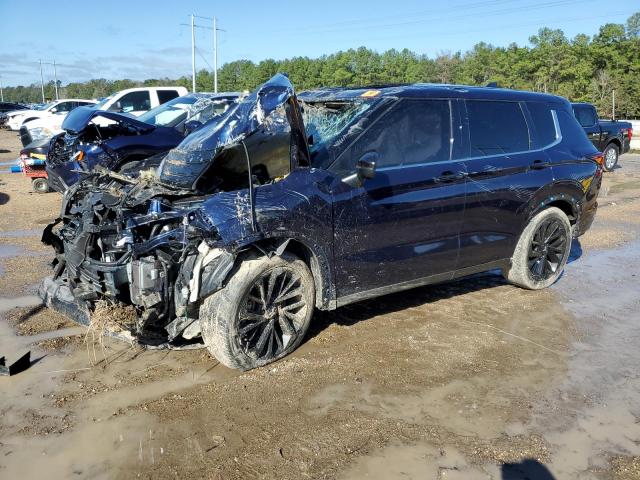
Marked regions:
[21,86,189,146]
[7,99,96,131]
[91,86,189,118]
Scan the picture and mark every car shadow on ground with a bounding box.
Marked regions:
[309,239,583,341]
[6,304,46,326]
[568,238,583,263]
[501,458,556,479]
[309,269,508,340]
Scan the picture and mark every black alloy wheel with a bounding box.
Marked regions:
[237,267,308,361]
[527,218,569,281]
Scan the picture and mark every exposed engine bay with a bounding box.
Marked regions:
[40,74,311,347]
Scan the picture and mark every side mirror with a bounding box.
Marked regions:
[184,119,203,135]
[114,101,122,112]
[343,152,378,188]
[356,152,377,180]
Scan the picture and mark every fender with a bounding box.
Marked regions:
[519,180,584,234]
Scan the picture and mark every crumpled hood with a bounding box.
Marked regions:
[62,106,155,135]
[158,73,309,190]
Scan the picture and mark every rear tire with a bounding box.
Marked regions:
[603,144,619,171]
[32,177,49,193]
[200,253,315,371]
[504,207,571,290]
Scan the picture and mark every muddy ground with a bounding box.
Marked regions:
[0,128,639,479]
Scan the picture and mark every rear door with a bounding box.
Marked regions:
[457,99,554,269]
[331,98,467,302]
[572,104,601,149]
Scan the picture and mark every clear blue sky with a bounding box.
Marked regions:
[0,0,638,87]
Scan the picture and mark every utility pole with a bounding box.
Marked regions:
[41,60,60,100]
[39,60,45,102]
[213,16,218,93]
[612,89,616,120]
[181,15,224,92]
[191,14,196,93]
[0,75,3,102]
[53,60,59,100]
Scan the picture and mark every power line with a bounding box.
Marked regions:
[245,0,602,37]
[196,47,213,70]
[274,0,528,32]
[310,11,630,47]
[180,14,225,93]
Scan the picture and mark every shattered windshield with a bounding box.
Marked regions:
[301,100,378,167]
[303,101,373,153]
[138,94,235,129]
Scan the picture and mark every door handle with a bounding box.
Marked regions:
[529,160,550,170]
[435,170,467,183]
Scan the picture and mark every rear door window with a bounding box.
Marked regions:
[466,100,530,156]
[157,90,180,105]
[526,102,558,148]
[54,101,74,113]
[111,91,151,112]
[572,105,597,127]
[333,99,452,175]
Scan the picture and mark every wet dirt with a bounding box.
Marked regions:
[1,127,640,479]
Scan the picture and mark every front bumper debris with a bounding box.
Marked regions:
[39,276,91,326]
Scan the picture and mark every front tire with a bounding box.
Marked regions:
[200,253,315,371]
[32,177,50,193]
[505,207,571,290]
[603,144,619,171]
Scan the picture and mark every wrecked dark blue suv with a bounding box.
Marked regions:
[41,74,602,370]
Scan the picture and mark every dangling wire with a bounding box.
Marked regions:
[241,140,257,233]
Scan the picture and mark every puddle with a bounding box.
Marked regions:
[0,244,23,259]
[0,244,50,260]
[339,443,499,479]
[606,180,640,195]
[0,295,41,314]
[26,326,87,344]
[0,229,42,238]
[541,240,640,478]
[331,240,640,479]
[0,289,237,479]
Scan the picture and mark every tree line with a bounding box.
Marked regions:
[4,12,639,118]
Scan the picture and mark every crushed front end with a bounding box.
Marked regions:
[39,73,306,347]
[40,173,235,345]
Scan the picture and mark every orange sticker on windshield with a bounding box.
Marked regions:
[360,90,381,98]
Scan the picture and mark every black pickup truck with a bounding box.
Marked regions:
[572,102,632,171]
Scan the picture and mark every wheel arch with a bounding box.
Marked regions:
[605,138,622,150]
[521,183,583,235]
[239,236,334,310]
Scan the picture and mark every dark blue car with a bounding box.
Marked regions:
[41,74,602,370]
[45,92,239,192]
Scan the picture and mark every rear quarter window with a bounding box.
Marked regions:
[157,90,180,105]
[466,100,530,156]
[557,110,596,151]
[526,102,558,148]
